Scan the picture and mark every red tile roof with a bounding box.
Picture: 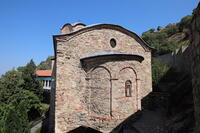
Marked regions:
[36,70,52,77]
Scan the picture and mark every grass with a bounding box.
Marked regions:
[35,127,41,133]
[40,103,49,115]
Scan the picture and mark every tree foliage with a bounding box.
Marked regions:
[141,14,193,56]
[4,101,30,133]
[0,70,23,103]
[0,97,31,133]
[8,90,42,121]
[142,31,178,55]
[152,59,170,88]
[177,15,193,32]
[20,60,43,100]
[37,56,53,70]
[0,59,45,133]
[163,24,179,36]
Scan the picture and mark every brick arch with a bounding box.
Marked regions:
[87,66,112,117]
[119,66,138,80]
[118,66,141,91]
[88,66,112,79]
[115,67,138,117]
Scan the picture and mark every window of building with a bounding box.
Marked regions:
[125,80,132,97]
[49,80,51,87]
[46,80,47,87]
[110,38,116,48]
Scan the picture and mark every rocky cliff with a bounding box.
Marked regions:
[190,2,200,133]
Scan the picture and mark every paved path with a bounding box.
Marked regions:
[133,109,167,133]
[111,109,167,133]
[31,120,42,133]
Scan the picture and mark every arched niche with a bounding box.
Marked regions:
[115,67,138,118]
[88,66,112,117]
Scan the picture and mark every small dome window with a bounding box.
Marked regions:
[110,38,116,48]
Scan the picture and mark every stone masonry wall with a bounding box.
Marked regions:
[48,60,56,133]
[52,25,152,133]
[156,45,192,74]
[190,3,200,133]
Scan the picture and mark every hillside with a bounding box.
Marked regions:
[140,6,200,133]
[141,14,193,55]
[37,56,54,70]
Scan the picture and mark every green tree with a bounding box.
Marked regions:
[8,90,42,121]
[141,13,194,56]
[4,101,30,133]
[142,31,177,55]
[177,15,193,32]
[0,103,6,133]
[0,70,24,103]
[0,89,42,133]
[141,31,157,46]
[0,60,46,133]
[37,56,53,70]
[20,60,43,100]
[158,40,177,55]
[152,59,170,88]
[163,24,179,36]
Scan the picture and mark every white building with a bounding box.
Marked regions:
[36,70,52,90]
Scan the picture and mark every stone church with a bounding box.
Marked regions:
[49,23,153,133]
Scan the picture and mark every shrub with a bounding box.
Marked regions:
[152,59,170,88]
[177,15,193,31]
[142,31,177,55]
[35,127,41,133]
[163,24,179,36]
[37,56,54,70]
[158,40,178,55]
[178,40,190,47]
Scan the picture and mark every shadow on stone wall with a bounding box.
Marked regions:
[110,92,170,133]
[110,111,142,133]
[43,85,193,133]
[61,92,170,133]
[43,68,194,133]
[67,126,102,133]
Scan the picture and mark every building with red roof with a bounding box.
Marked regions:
[36,70,52,90]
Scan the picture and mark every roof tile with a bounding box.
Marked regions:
[36,70,52,77]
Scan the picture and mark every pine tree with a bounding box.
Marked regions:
[20,59,43,100]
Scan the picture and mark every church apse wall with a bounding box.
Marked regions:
[50,23,153,133]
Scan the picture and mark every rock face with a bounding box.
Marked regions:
[49,23,153,133]
[190,2,200,133]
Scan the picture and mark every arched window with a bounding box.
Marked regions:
[125,80,132,97]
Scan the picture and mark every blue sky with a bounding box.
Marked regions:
[0,0,199,75]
